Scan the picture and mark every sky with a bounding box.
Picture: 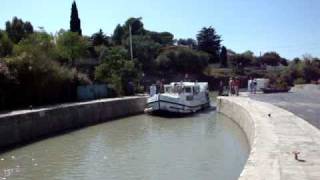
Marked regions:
[1,0,320,59]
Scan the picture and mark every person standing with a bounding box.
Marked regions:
[150,84,156,96]
[229,77,234,96]
[248,77,253,93]
[218,80,224,96]
[252,78,257,94]
[235,78,240,96]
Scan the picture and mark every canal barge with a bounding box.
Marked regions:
[145,82,210,114]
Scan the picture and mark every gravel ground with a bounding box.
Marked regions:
[250,84,320,129]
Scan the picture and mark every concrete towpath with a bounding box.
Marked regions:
[218,94,320,180]
[249,84,320,129]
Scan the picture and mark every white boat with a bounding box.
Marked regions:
[145,82,210,114]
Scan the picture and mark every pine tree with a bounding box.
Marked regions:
[70,1,82,35]
[197,26,221,63]
[91,29,108,46]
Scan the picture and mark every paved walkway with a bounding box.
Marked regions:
[218,96,320,180]
[250,84,320,129]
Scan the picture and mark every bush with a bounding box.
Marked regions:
[95,47,140,96]
[0,33,91,110]
[294,78,306,85]
[0,31,13,57]
[156,46,209,74]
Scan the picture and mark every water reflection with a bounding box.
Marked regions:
[0,108,249,180]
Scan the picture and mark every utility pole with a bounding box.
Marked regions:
[129,24,133,61]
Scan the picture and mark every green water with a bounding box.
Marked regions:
[0,108,249,180]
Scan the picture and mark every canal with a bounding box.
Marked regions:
[0,104,249,180]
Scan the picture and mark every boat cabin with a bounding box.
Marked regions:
[163,82,205,95]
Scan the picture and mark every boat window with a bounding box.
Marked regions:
[165,86,172,93]
[185,87,192,93]
[193,86,200,94]
[172,84,183,94]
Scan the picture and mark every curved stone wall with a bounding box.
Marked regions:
[0,96,147,149]
[217,96,320,180]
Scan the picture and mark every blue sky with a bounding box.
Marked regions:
[1,0,320,59]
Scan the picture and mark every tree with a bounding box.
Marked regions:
[70,1,82,35]
[156,46,209,74]
[220,46,228,67]
[124,35,161,73]
[24,22,34,34]
[197,26,222,62]
[229,52,253,74]
[5,17,34,43]
[95,47,140,95]
[261,52,281,66]
[0,32,13,57]
[148,31,174,45]
[124,17,145,35]
[14,32,55,57]
[112,24,124,45]
[91,29,109,46]
[56,31,88,66]
[177,38,197,49]
[3,33,87,107]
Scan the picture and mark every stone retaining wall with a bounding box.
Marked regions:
[217,96,320,180]
[0,96,147,149]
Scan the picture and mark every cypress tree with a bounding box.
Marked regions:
[70,1,82,35]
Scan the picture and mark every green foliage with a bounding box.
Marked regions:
[112,24,124,45]
[279,56,320,85]
[0,31,13,57]
[70,1,82,35]
[177,38,197,49]
[14,32,54,56]
[294,78,306,85]
[56,31,88,66]
[4,47,75,107]
[148,31,174,45]
[91,29,109,46]
[124,17,145,36]
[261,52,282,66]
[229,52,254,74]
[220,46,228,68]
[5,17,34,43]
[95,47,140,95]
[197,26,221,62]
[0,31,91,109]
[126,35,161,73]
[156,46,209,74]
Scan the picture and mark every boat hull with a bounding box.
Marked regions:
[146,99,210,115]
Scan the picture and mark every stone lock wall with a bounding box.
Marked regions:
[0,96,147,149]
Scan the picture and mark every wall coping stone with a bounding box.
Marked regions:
[217,96,320,180]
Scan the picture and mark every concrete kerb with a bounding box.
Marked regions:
[217,96,320,180]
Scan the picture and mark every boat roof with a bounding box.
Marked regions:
[167,82,208,87]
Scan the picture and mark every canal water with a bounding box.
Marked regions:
[0,107,249,180]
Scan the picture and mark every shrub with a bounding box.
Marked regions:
[156,46,209,74]
[95,47,140,96]
[294,78,306,85]
[0,33,91,110]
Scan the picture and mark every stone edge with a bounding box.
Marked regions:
[217,96,320,180]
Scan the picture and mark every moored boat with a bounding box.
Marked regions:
[145,82,210,114]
